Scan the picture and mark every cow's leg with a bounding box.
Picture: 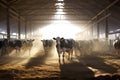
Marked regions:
[57,49,61,59]
[118,49,120,56]
[4,47,9,56]
[62,57,65,64]
[68,52,70,60]
[19,48,21,56]
[15,49,17,56]
[62,53,64,58]
[16,47,19,57]
[67,50,73,60]
[6,47,9,56]
[62,49,65,59]
[0,49,1,56]
[62,51,66,60]
[0,49,3,56]
[115,49,119,55]
[59,55,65,65]
[1,48,3,56]
[2,47,6,56]
[70,50,74,60]
[44,47,48,56]
[58,53,60,59]
[58,57,61,65]
[29,47,31,56]
[44,47,46,55]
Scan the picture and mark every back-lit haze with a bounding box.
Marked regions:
[40,21,82,39]
[0,0,120,80]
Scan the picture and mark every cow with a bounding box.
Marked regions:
[0,39,31,57]
[53,37,75,60]
[0,39,3,56]
[113,39,120,55]
[75,40,93,56]
[0,39,3,49]
[8,39,34,56]
[41,39,53,55]
[14,40,23,53]
[8,39,25,56]
[26,39,35,56]
[0,39,9,56]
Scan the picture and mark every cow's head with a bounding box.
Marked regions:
[41,40,45,42]
[53,37,64,55]
[53,37,64,45]
[41,40,46,45]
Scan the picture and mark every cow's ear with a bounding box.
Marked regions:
[32,39,35,41]
[53,38,56,40]
[61,37,64,40]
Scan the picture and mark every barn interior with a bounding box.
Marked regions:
[0,0,120,80]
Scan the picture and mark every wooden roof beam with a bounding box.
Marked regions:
[84,0,119,27]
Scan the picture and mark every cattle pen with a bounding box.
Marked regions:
[0,0,120,80]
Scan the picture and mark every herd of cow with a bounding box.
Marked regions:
[0,39,35,56]
[41,37,120,60]
[113,38,120,55]
[0,37,120,59]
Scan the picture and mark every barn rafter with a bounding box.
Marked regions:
[0,0,120,39]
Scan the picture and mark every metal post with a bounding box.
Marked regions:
[105,10,109,39]
[83,0,119,28]
[91,21,94,38]
[25,20,27,40]
[30,21,31,39]
[6,4,10,39]
[97,16,99,39]
[18,14,21,39]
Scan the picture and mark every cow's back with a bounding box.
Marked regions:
[15,40,23,48]
[114,40,120,49]
[0,41,3,49]
[60,39,75,49]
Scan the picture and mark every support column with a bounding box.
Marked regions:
[18,14,21,39]
[6,4,10,39]
[91,21,94,38]
[97,16,99,39]
[25,20,27,40]
[30,21,32,39]
[105,10,109,39]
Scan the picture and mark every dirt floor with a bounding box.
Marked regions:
[0,51,120,80]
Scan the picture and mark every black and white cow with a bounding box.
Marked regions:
[41,39,53,55]
[0,38,35,56]
[8,39,25,56]
[0,39,4,56]
[75,40,93,56]
[53,37,75,59]
[26,39,35,55]
[113,39,120,54]
[0,39,9,56]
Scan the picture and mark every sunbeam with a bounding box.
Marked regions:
[40,20,83,39]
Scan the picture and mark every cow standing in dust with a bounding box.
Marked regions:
[53,37,75,60]
[113,39,120,55]
[41,39,53,55]
[9,39,23,55]
[0,39,9,56]
[26,39,35,56]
